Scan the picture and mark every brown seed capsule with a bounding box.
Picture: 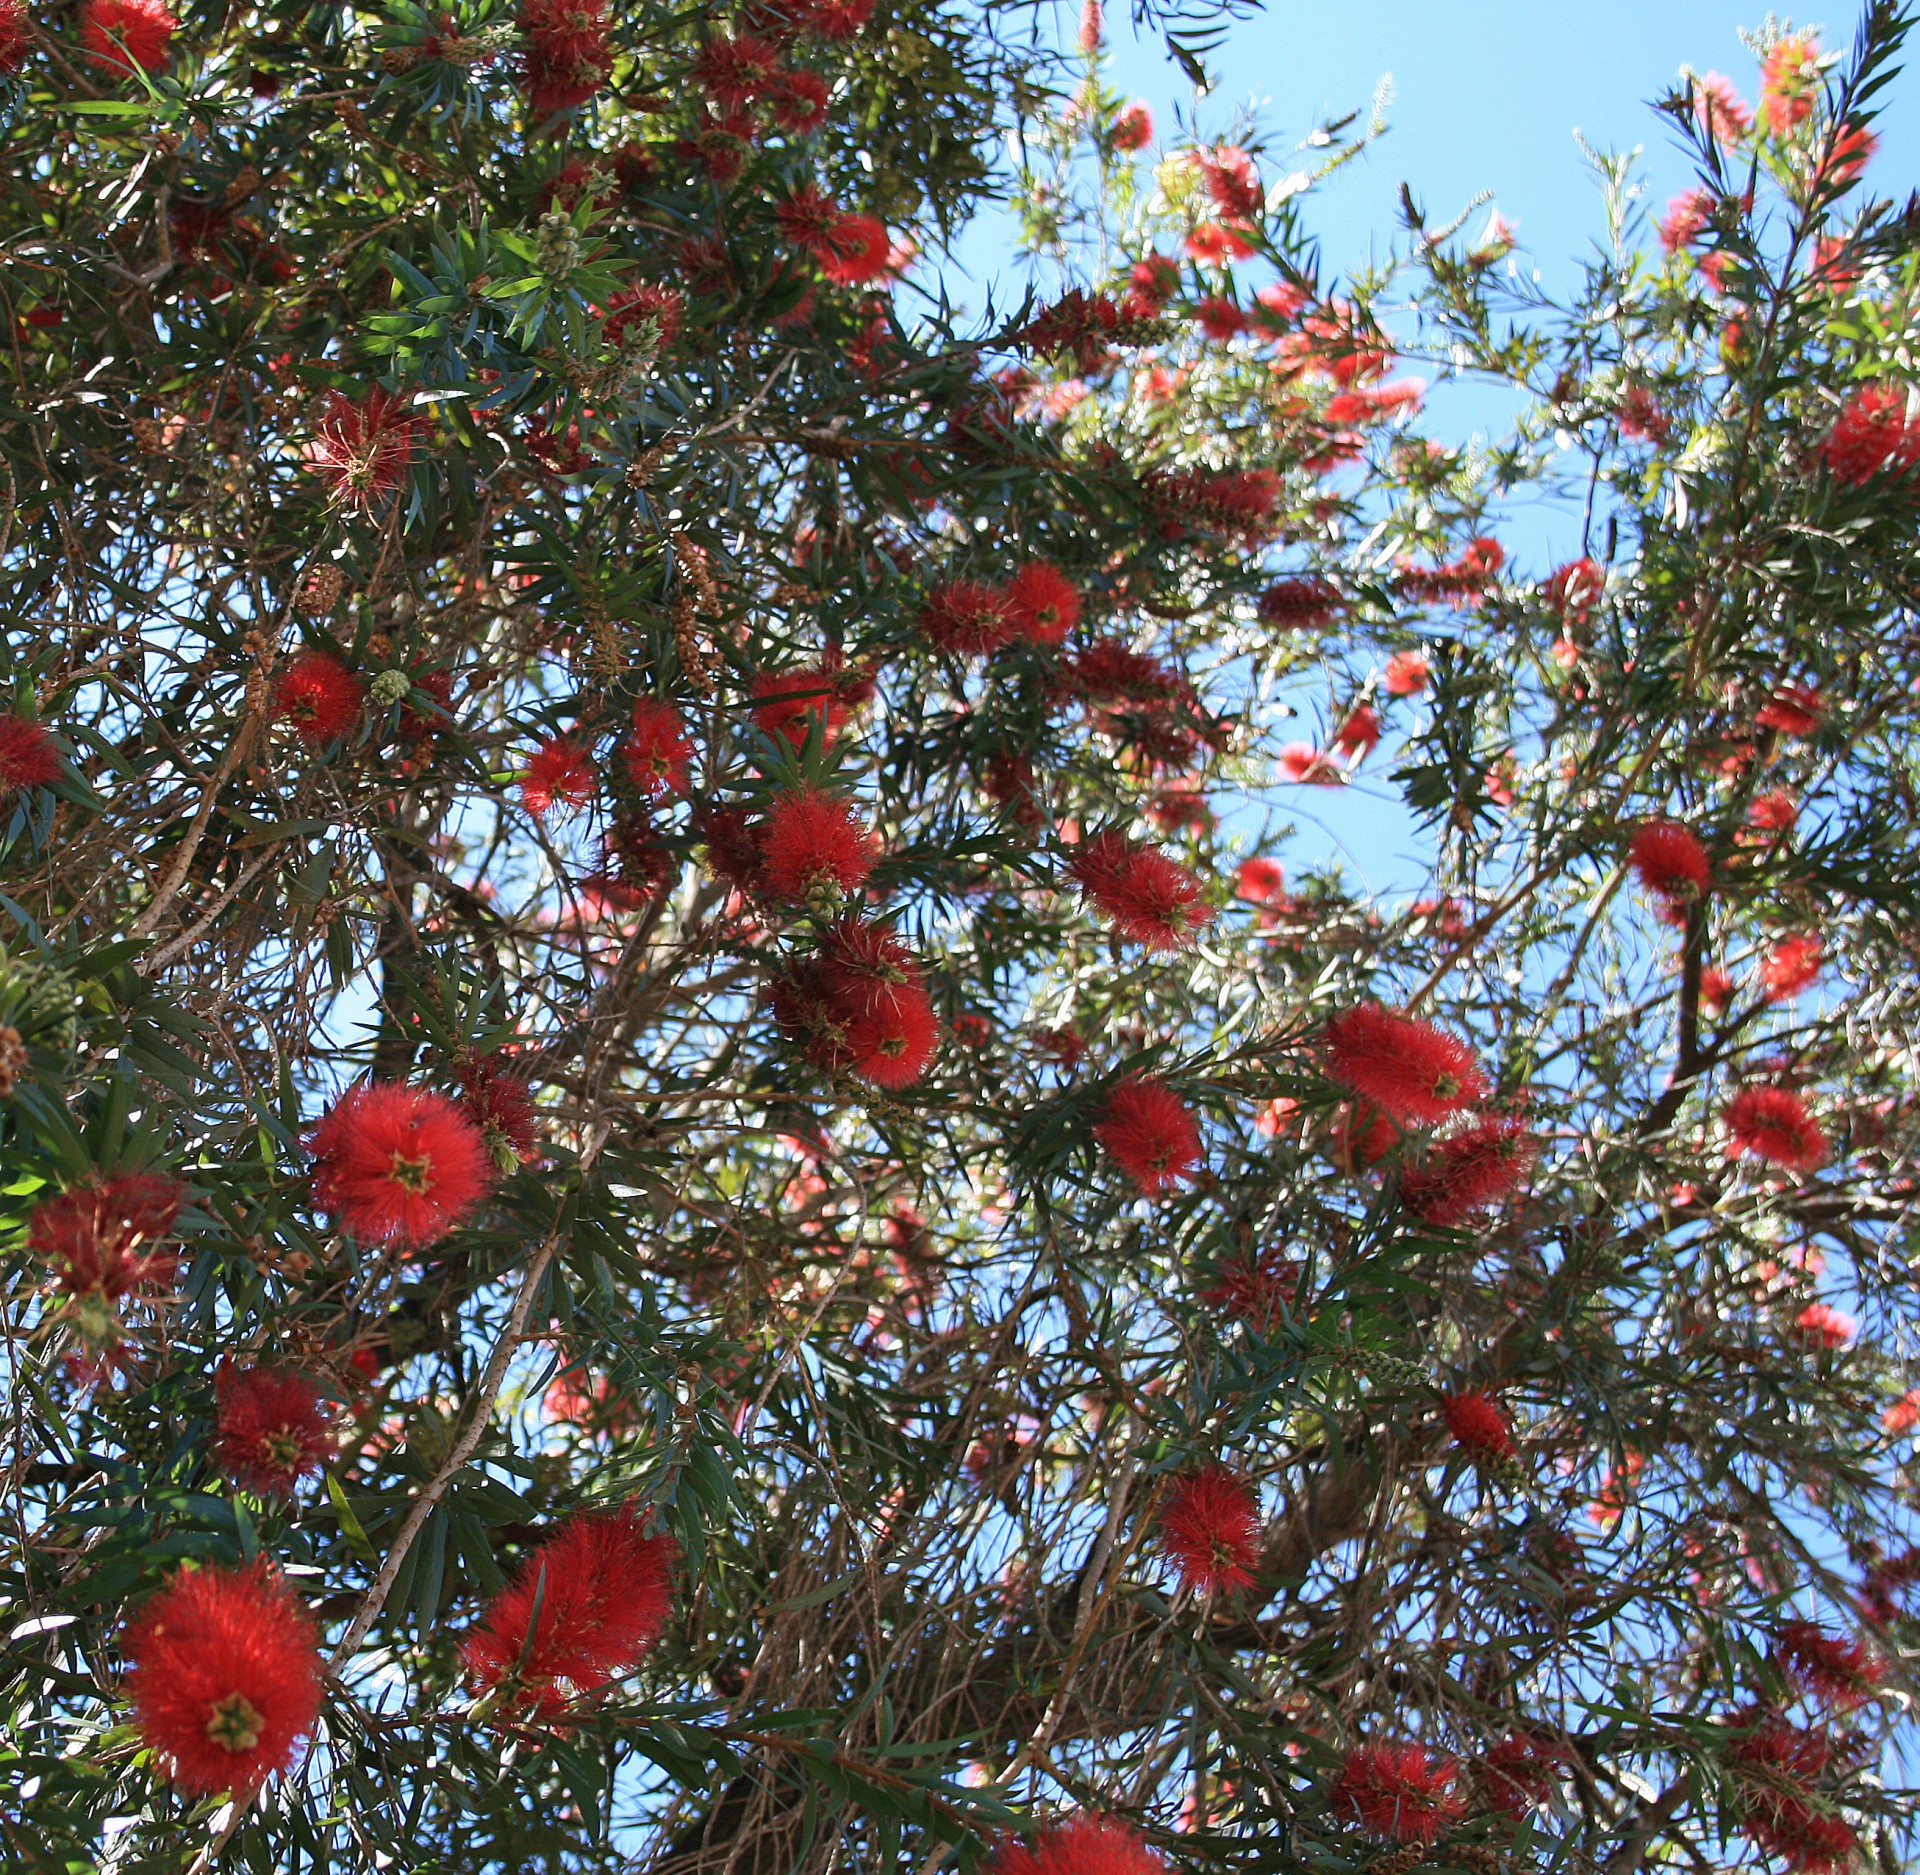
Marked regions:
[0,1025,28,1097]
[223,165,262,205]
[131,416,163,456]
[297,565,344,616]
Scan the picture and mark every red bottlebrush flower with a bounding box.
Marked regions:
[775,182,843,257]
[457,1053,541,1167]
[1257,576,1339,630]
[1332,1741,1466,1843]
[758,786,876,902]
[820,213,894,286]
[1195,294,1248,341]
[123,1561,323,1797]
[0,0,29,70]
[772,916,939,1088]
[1322,1003,1487,1129]
[544,1362,641,1436]
[1761,933,1823,1004]
[1883,1387,1920,1435]
[990,1814,1168,1875]
[0,717,60,796]
[1617,384,1669,442]
[1481,1732,1566,1815]
[1440,1388,1518,1464]
[1383,650,1430,696]
[1725,1085,1828,1174]
[766,66,829,135]
[1235,857,1285,903]
[1144,465,1282,541]
[1068,830,1212,950]
[1756,682,1825,737]
[749,658,865,749]
[1157,1465,1261,1594]
[1332,1102,1401,1170]
[1779,1620,1883,1709]
[212,1360,337,1498]
[271,652,364,747]
[305,388,421,508]
[519,0,612,117]
[1200,144,1262,220]
[522,734,596,817]
[603,283,685,350]
[1112,100,1153,150]
[1823,382,1920,486]
[1200,1244,1299,1330]
[1762,36,1822,136]
[688,31,778,109]
[1077,0,1101,52]
[1726,1713,1857,1875]
[1002,561,1082,645]
[1747,787,1799,835]
[1402,1115,1536,1226]
[1793,1302,1855,1350]
[308,1082,492,1248]
[1660,187,1715,251]
[1126,252,1179,315]
[1333,703,1382,760]
[919,579,1013,656]
[805,0,874,38]
[1701,966,1736,1011]
[30,1172,184,1299]
[462,1503,676,1715]
[81,0,176,73]
[1544,556,1606,621]
[1094,1075,1202,1196]
[1629,820,1712,908]
[1693,71,1754,142]
[624,698,693,799]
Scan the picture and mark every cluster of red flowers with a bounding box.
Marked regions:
[462,1504,676,1714]
[307,1081,493,1247]
[1629,819,1713,918]
[750,653,872,749]
[758,786,877,902]
[1823,382,1920,486]
[1401,1114,1538,1226]
[770,916,940,1088]
[1777,1619,1883,1709]
[773,184,894,287]
[1093,1076,1201,1195]
[1331,1740,1465,1842]
[1156,1465,1261,1594]
[990,1814,1168,1875]
[520,0,613,118]
[123,1560,324,1797]
[522,733,597,817]
[918,562,1084,656]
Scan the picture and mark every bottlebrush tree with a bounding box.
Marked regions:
[1,0,1918,1869]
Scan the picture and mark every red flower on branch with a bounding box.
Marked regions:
[749,656,869,749]
[1629,820,1712,910]
[1725,1085,1827,1173]
[1095,1076,1201,1195]
[308,1082,492,1247]
[919,579,1013,656]
[305,388,422,508]
[1322,1004,1487,1128]
[1440,1388,1518,1464]
[1822,382,1920,486]
[519,0,612,117]
[272,652,364,746]
[1778,1620,1884,1709]
[758,787,876,901]
[0,718,61,797]
[1067,830,1211,950]
[1760,934,1823,1003]
[1002,562,1082,645]
[624,698,694,799]
[213,1360,337,1497]
[81,0,176,74]
[1157,1464,1261,1593]
[522,735,596,817]
[457,1053,541,1167]
[30,1172,184,1299]
[603,283,685,349]
[462,1503,676,1715]
[1332,1741,1466,1842]
[991,1814,1168,1875]
[123,1561,323,1797]
[1481,1731,1567,1815]
[771,916,939,1087]
[1401,1115,1536,1226]
[1726,1713,1857,1875]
